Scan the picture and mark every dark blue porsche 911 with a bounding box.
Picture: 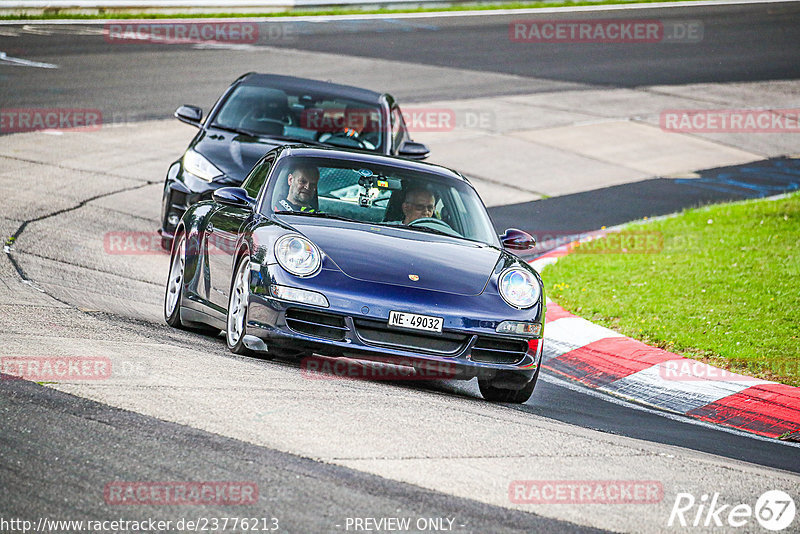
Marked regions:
[164,145,545,402]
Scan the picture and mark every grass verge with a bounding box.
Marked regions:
[543,192,800,387]
[0,0,703,20]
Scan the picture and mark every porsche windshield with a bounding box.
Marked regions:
[267,156,499,246]
[211,84,385,152]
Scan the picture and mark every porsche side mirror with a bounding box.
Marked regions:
[213,187,254,209]
[397,141,430,160]
[175,105,203,127]
[501,228,536,251]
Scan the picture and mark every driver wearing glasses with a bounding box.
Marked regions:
[402,188,436,224]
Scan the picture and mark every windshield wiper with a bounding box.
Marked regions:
[267,135,324,146]
[209,124,260,137]
[273,211,360,223]
[399,225,459,239]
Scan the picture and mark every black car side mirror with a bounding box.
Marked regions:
[175,105,203,127]
[501,228,536,251]
[213,187,254,209]
[397,141,430,160]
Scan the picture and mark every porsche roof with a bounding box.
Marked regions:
[279,145,467,183]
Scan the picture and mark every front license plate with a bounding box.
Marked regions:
[388,311,443,333]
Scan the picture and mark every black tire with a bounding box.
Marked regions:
[226,254,252,355]
[478,366,540,404]
[164,233,187,329]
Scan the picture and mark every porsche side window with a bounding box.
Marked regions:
[242,157,273,199]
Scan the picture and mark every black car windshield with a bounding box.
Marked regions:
[267,156,499,246]
[210,84,385,153]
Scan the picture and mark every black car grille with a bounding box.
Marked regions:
[470,337,528,365]
[285,309,348,341]
[353,319,468,355]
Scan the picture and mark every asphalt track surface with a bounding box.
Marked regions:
[2,2,800,118]
[2,2,800,532]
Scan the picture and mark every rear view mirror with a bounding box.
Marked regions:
[175,105,203,127]
[397,141,430,160]
[212,187,254,209]
[501,228,536,251]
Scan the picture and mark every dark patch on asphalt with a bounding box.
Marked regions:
[489,156,800,242]
[0,377,604,534]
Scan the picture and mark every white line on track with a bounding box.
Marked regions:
[0,51,57,68]
[539,372,800,449]
[2,0,799,24]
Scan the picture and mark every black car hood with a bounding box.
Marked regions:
[194,129,283,184]
[285,218,502,296]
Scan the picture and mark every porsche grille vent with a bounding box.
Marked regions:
[285,309,348,341]
[470,337,528,365]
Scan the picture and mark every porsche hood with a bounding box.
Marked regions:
[284,220,502,296]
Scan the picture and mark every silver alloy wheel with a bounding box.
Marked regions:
[227,257,250,347]
[165,237,185,317]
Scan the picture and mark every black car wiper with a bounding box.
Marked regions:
[209,124,260,137]
[273,210,360,223]
[267,135,324,146]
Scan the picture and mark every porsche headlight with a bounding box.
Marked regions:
[275,235,321,277]
[183,149,223,182]
[498,268,540,309]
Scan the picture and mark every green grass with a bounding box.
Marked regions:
[0,0,702,20]
[544,192,800,387]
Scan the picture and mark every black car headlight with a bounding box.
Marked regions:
[275,235,322,277]
[183,149,223,182]
[498,267,540,309]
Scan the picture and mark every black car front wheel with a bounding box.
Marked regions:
[164,234,187,328]
[478,366,540,404]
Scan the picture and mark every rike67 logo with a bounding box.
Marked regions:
[668,490,796,531]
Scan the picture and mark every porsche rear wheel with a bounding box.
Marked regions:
[226,255,252,355]
[478,366,539,404]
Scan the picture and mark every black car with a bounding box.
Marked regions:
[160,73,430,249]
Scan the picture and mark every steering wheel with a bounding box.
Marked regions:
[235,109,285,131]
[319,131,371,149]
[407,217,454,231]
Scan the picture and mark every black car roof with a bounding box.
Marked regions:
[238,73,384,104]
[280,145,466,182]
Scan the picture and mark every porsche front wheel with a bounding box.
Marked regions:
[226,255,252,355]
[478,366,540,404]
